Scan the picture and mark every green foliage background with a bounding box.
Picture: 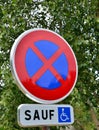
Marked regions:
[0,0,99,130]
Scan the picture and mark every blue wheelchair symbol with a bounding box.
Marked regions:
[58,107,71,123]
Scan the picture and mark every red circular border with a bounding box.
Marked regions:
[14,30,77,101]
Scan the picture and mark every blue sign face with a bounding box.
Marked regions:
[58,107,71,123]
[25,40,68,90]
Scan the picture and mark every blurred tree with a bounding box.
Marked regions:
[0,0,99,130]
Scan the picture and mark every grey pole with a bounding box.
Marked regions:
[42,126,50,130]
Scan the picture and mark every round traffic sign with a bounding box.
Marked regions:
[10,29,78,104]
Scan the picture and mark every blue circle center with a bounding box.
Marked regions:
[25,40,68,90]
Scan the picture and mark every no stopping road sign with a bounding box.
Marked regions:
[10,29,78,104]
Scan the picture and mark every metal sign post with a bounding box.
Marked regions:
[42,126,50,130]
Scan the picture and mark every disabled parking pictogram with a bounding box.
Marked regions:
[58,107,71,123]
[60,108,69,121]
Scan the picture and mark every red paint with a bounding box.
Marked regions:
[14,30,77,101]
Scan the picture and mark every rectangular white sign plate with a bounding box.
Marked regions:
[17,104,74,127]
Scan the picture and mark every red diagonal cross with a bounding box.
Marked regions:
[29,43,65,84]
